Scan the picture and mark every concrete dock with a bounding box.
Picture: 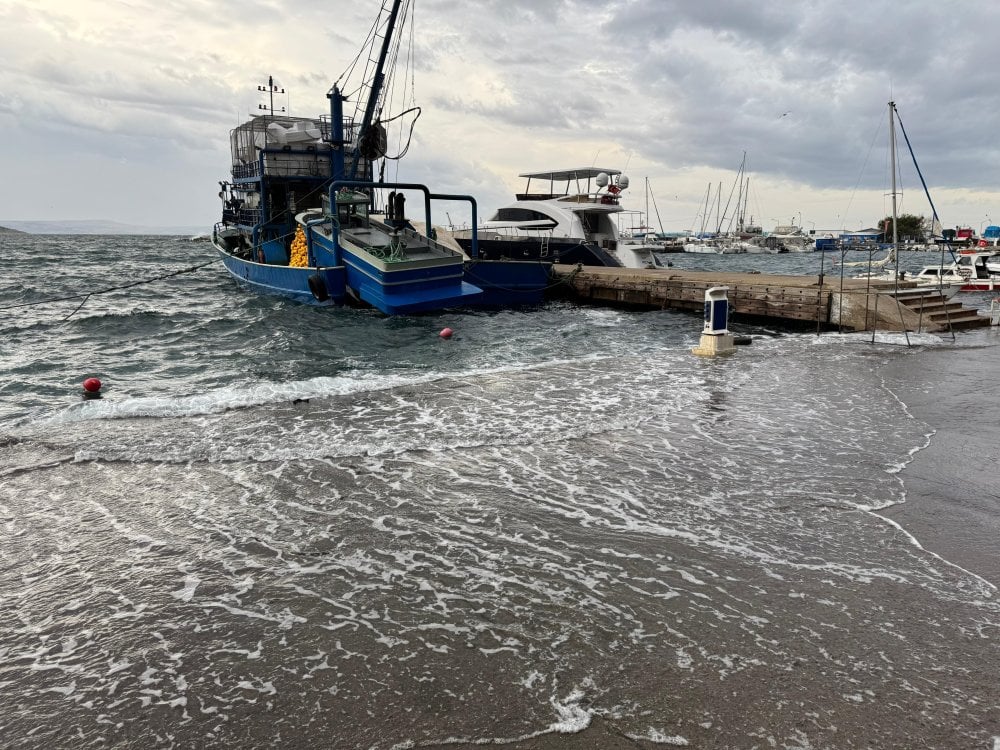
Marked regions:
[550,265,989,332]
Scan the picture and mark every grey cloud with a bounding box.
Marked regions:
[4,0,1000,227]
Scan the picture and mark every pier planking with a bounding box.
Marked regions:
[550,265,989,332]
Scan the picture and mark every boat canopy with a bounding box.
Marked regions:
[518,168,621,181]
[516,168,625,201]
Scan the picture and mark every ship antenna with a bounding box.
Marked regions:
[257,75,286,117]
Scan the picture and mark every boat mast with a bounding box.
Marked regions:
[645,177,650,234]
[742,176,750,230]
[730,152,747,233]
[884,100,910,347]
[649,182,665,235]
[697,183,710,236]
[714,182,722,234]
[348,0,405,181]
[888,101,899,268]
[257,76,285,117]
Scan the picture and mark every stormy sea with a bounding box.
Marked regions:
[1,234,998,749]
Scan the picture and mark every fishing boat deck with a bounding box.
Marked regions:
[551,265,990,332]
[333,221,463,267]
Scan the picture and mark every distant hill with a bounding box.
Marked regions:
[0,225,27,234]
[0,219,209,236]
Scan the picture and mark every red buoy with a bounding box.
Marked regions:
[439,327,453,339]
[82,377,102,393]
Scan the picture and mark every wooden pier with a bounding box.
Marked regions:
[550,265,990,332]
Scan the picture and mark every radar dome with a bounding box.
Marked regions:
[595,172,609,187]
[617,175,630,190]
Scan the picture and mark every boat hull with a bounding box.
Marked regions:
[215,242,347,305]
[341,248,484,314]
[454,237,622,267]
[960,279,1000,292]
[462,260,552,306]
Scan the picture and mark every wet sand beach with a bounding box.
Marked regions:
[879,335,1000,587]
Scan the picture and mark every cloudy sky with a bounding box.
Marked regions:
[3,0,999,233]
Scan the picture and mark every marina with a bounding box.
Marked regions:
[5,0,1000,748]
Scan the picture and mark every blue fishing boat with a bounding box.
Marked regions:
[212,0,549,313]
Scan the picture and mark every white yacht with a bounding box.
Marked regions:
[452,168,668,269]
[767,224,814,252]
[909,250,1000,293]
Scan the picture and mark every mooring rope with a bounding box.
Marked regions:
[0,259,221,322]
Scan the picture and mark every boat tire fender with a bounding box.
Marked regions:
[308,273,329,302]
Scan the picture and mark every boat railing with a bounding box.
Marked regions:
[233,147,371,182]
[514,191,619,206]
[516,192,564,201]
[319,115,357,145]
[330,180,482,258]
[227,206,262,227]
[233,162,260,180]
[475,225,555,239]
[562,193,612,205]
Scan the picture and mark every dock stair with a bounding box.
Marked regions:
[890,288,990,332]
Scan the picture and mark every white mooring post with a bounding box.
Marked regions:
[692,286,736,356]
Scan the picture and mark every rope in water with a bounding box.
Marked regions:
[0,259,221,322]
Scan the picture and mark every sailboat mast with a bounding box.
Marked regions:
[698,183,710,235]
[734,152,747,231]
[889,101,899,264]
[885,100,910,346]
[742,177,750,229]
[650,184,665,234]
[714,182,722,234]
[645,177,649,234]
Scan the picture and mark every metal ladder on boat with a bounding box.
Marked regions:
[539,234,550,258]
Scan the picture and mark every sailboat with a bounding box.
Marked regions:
[684,182,733,253]
[683,154,770,254]
[618,178,684,257]
[842,101,962,298]
[212,1,550,313]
